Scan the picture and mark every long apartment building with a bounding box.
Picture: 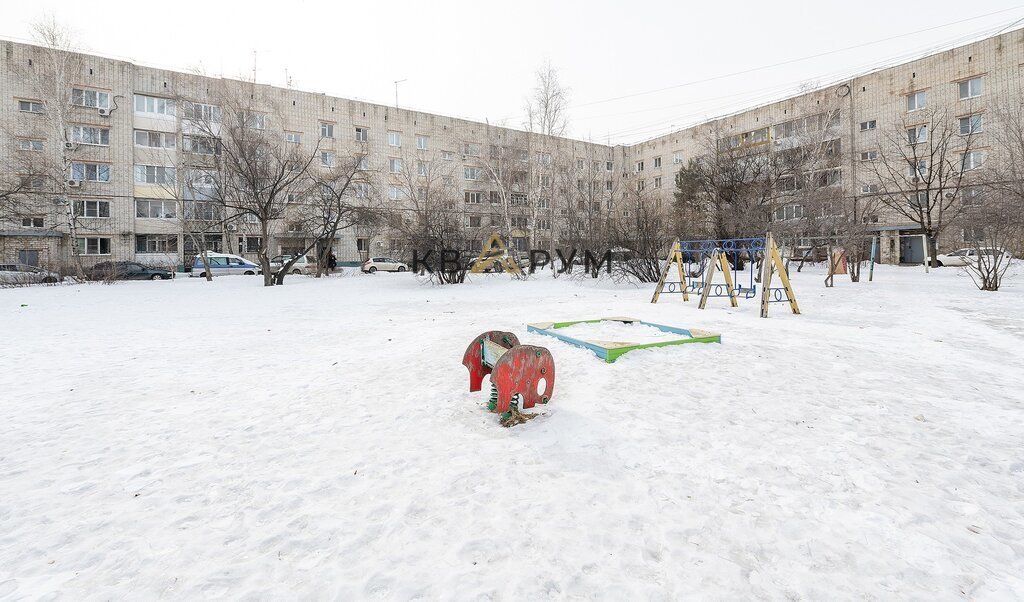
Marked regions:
[1,27,1022,269]
[628,27,1024,264]
[0,39,615,269]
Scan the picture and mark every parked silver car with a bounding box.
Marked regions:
[0,263,60,285]
[361,256,408,273]
[269,254,317,275]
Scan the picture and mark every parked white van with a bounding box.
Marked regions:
[190,253,262,277]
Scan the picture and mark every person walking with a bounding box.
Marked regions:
[327,251,338,274]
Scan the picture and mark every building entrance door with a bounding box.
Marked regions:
[899,234,924,264]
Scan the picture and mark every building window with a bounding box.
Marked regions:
[389,158,403,173]
[134,130,175,148]
[773,204,805,221]
[907,125,928,145]
[242,112,266,130]
[71,126,110,146]
[319,123,334,139]
[653,157,662,168]
[860,150,878,161]
[182,101,221,122]
[606,161,614,171]
[76,237,111,255]
[136,234,178,253]
[911,191,929,208]
[22,216,44,228]
[135,198,177,219]
[358,157,369,170]
[416,135,429,150]
[466,215,482,227]
[71,162,111,182]
[133,164,175,184]
[134,94,175,116]
[961,151,984,171]
[416,161,428,176]
[463,143,481,157]
[860,183,879,194]
[465,191,484,204]
[958,77,983,100]
[184,201,220,221]
[959,114,983,135]
[859,120,876,131]
[17,138,44,151]
[244,237,262,253]
[636,179,645,192]
[441,150,454,161]
[20,176,45,190]
[355,127,368,142]
[510,216,528,229]
[654,176,662,188]
[321,151,335,167]
[388,186,401,201]
[576,158,585,170]
[183,135,220,155]
[18,99,44,113]
[962,186,984,207]
[74,200,110,218]
[963,226,984,243]
[286,131,302,143]
[906,91,927,112]
[815,169,841,188]
[907,160,928,180]
[635,161,644,172]
[354,183,369,198]
[464,167,481,180]
[71,88,110,109]
[383,131,399,147]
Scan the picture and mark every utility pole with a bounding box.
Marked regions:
[394,79,407,109]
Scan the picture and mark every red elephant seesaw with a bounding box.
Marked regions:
[462,331,555,426]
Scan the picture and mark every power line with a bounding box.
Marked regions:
[570,6,1024,112]
[600,16,1024,144]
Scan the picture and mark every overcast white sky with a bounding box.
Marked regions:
[3,1,1023,144]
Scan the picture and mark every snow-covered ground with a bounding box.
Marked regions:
[1,264,1023,599]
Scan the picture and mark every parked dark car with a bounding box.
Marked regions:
[89,261,174,281]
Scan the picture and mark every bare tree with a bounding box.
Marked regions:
[391,153,469,284]
[557,153,614,258]
[524,62,569,138]
[672,128,779,241]
[12,18,90,275]
[867,107,978,266]
[285,149,382,282]
[478,131,528,241]
[610,187,671,283]
[185,83,322,286]
[946,102,1024,291]
[957,189,1020,291]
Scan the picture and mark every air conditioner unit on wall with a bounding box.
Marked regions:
[98,108,111,117]
[67,179,81,188]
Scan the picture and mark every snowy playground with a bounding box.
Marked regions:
[1,265,1023,598]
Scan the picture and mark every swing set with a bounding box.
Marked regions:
[651,233,800,318]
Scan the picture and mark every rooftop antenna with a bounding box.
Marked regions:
[252,50,257,83]
[394,79,407,109]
